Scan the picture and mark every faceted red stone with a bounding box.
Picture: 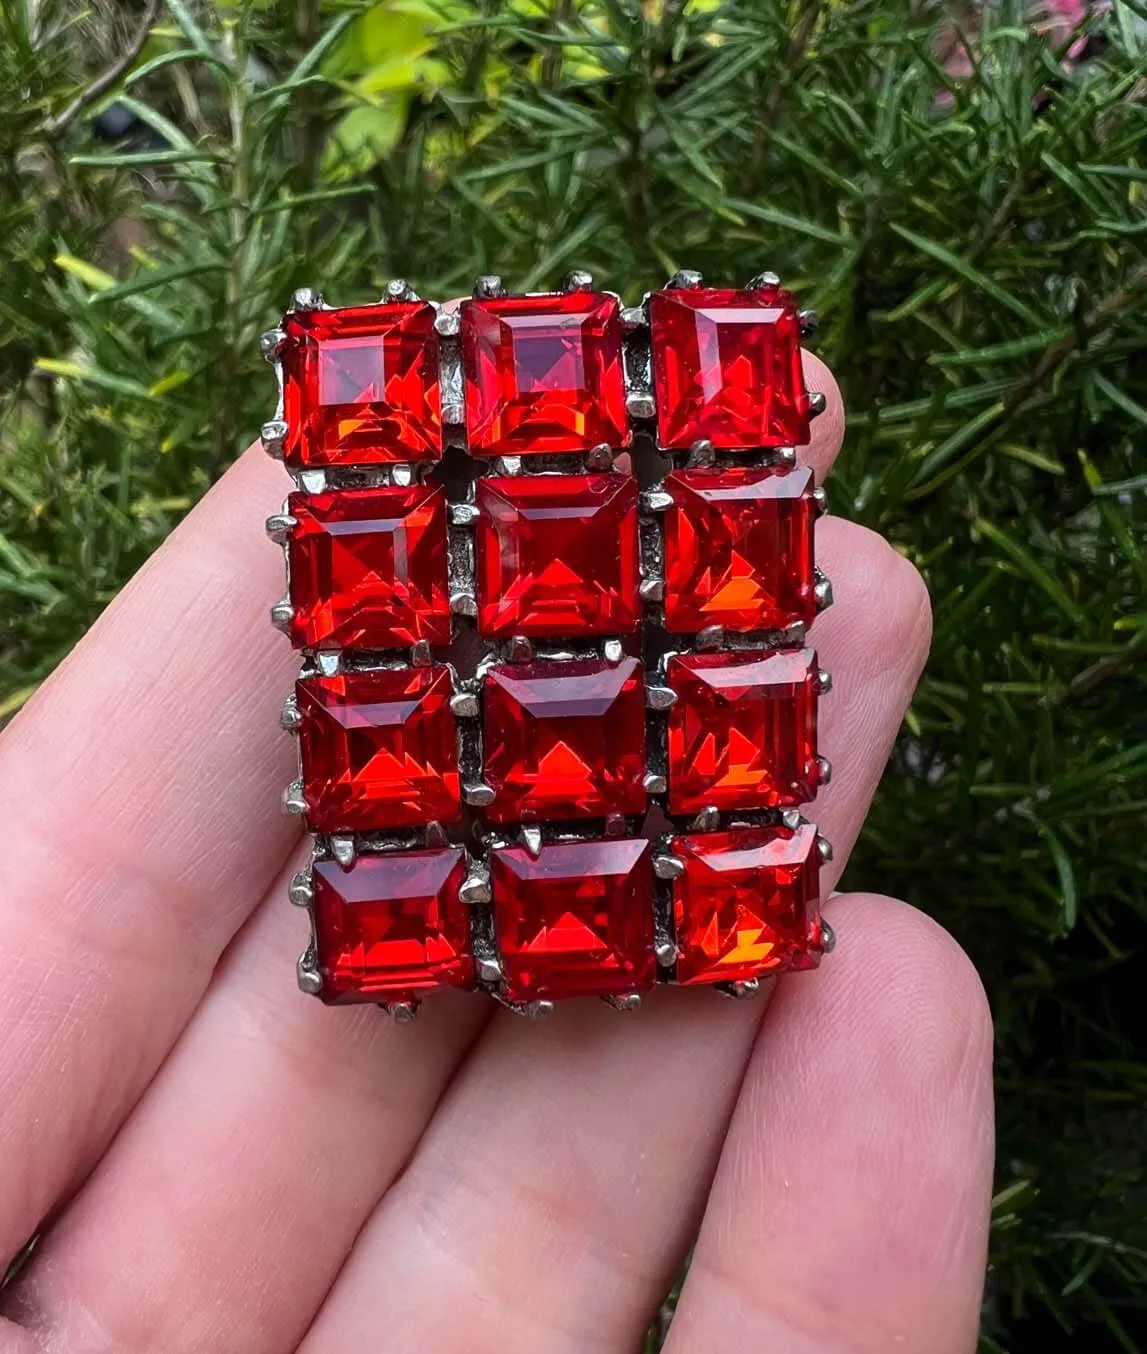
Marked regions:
[672,824,822,986]
[461,292,629,454]
[483,657,646,822]
[667,649,821,814]
[649,285,809,449]
[663,465,815,634]
[297,665,460,831]
[475,474,640,638]
[282,302,441,465]
[491,837,655,1000]
[287,485,451,650]
[312,849,472,1004]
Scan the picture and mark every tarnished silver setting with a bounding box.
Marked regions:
[264,270,835,1017]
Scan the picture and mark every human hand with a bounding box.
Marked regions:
[0,355,993,1354]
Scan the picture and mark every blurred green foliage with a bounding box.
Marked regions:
[2,0,1146,1346]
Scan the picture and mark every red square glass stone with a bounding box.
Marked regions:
[672,823,823,986]
[649,285,809,449]
[312,850,472,1004]
[491,837,655,1000]
[297,665,460,831]
[461,292,629,454]
[287,485,450,650]
[667,649,821,814]
[475,474,640,637]
[282,302,441,465]
[663,465,816,634]
[483,657,646,822]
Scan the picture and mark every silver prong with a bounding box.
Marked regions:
[774,446,798,468]
[696,624,725,651]
[280,692,301,732]
[639,577,664,603]
[299,468,328,494]
[265,511,297,544]
[385,278,415,302]
[799,308,819,338]
[269,598,294,633]
[387,1000,419,1024]
[643,771,667,795]
[655,937,678,967]
[442,400,465,425]
[626,391,656,421]
[781,621,807,647]
[259,328,286,360]
[780,807,803,830]
[604,812,628,837]
[816,668,833,695]
[476,954,503,983]
[297,953,323,996]
[261,418,288,455]
[519,825,544,858]
[449,501,480,527]
[586,443,614,470]
[290,287,324,311]
[727,978,762,999]
[524,1000,554,1020]
[316,651,341,677]
[604,992,642,1012]
[435,308,461,337]
[690,806,720,832]
[817,834,834,864]
[563,268,594,292]
[329,834,356,868]
[687,439,715,468]
[288,870,313,908]
[820,918,836,953]
[494,455,522,477]
[812,485,828,515]
[507,635,534,663]
[410,638,432,667]
[808,391,828,417]
[474,275,504,299]
[459,863,492,905]
[603,638,624,665]
[645,684,677,711]
[641,488,674,514]
[669,269,703,289]
[814,575,834,612]
[450,590,479,618]
[815,755,833,787]
[391,464,414,488]
[621,305,647,330]
[746,270,780,290]
[425,820,448,847]
[462,781,496,807]
[450,691,480,718]
[653,853,684,881]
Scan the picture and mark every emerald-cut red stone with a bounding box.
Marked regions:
[649,284,809,449]
[663,465,816,634]
[672,824,823,986]
[667,649,821,814]
[491,837,655,1001]
[282,302,441,465]
[461,291,628,454]
[475,473,640,637]
[287,485,451,650]
[482,657,646,822]
[312,849,472,1004]
[297,665,460,831]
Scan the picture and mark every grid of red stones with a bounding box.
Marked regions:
[266,277,830,1010]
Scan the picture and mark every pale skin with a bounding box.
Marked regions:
[0,352,994,1354]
